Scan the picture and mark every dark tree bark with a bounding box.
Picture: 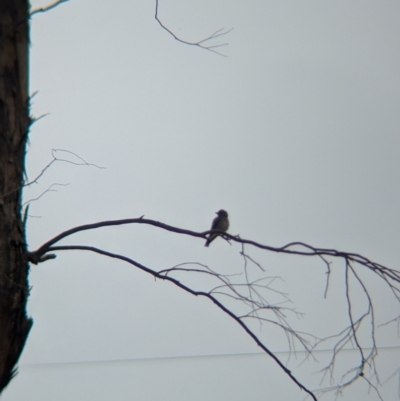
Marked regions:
[0,0,32,393]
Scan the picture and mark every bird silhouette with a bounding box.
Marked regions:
[205,209,229,247]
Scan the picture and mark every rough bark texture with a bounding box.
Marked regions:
[0,0,32,393]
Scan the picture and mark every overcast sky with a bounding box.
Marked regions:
[3,1,400,400]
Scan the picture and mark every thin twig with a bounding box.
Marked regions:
[46,244,318,401]
[28,217,400,399]
[155,0,232,57]
[23,183,69,206]
[30,0,70,16]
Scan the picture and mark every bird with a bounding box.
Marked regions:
[205,209,229,247]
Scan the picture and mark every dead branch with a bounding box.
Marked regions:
[44,244,318,401]
[30,0,70,16]
[29,218,400,291]
[24,148,105,188]
[23,182,69,206]
[155,0,232,57]
[2,149,104,204]
[28,217,400,399]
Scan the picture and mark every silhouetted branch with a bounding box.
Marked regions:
[45,244,318,401]
[2,149,104,203]
[28,217,400,399]
[30,218,400,290]
[23,183,69,206]
[155,0,232,57]
[24,148,104,188]
[30,0,70,16]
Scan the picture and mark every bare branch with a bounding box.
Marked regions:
[23,183,69,206]
[155,0,232,57]
[28,217,400,399]
[30,218,400,296]
[24,148,105,188]
[45,244,318,401]
[2,149,104,203]
[30,0,70,16]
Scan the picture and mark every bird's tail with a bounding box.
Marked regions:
[205,233,216,247]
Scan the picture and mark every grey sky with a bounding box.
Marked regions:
[3,1,400,400]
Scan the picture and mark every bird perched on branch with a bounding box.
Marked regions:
[205,209,229,247]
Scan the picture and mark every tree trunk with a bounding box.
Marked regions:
[0,0,32,393]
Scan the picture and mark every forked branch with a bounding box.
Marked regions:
[28,217,400,400]
[155,0,232,56]
[46,244,318,400]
